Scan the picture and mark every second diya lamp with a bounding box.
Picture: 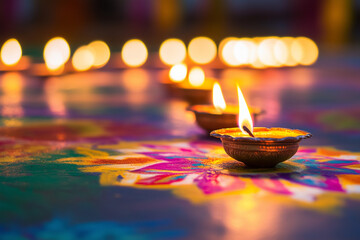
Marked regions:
[188,82,264,132]
[210,85,311,168]
[188,104,263,133]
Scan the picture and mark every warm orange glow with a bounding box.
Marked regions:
[212,82,226,112]
[188,37,217,64]
[291,37,319,66]
[121,39,148,67]
[159,38,186,65]
[169,63,187,82]
[72,46,94,71]
[234,39,257,65]
[88,40,111,68]
[0,39,22,66]
[237,85,253,135]
[44,37,70,70]
[188,67,205,87]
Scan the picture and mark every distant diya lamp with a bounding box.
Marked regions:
[211,85,311,168]
[177,66,214,104]
[159,63,187,97]
[0,38,31,72]
[188,82,264,132]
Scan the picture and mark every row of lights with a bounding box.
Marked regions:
[0,36,318,72]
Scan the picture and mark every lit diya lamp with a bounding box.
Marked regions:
[177,66,214,104]
[30,37,70,77]
[0,38,31,71]
[188,82,263,132]
[211,85,311,168]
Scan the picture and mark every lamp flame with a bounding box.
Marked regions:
[237,84,253,136]
[212,82,226,112]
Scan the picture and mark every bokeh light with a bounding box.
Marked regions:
[257,37,280,67]
[88,40,111,68]
[291,37,319,65]
[221,38,241,66]
[72,46,94,71]
[169,63,187,82]
[188,67,205,87]
[281,37,297,66]
[159,38,186,65]
[121,39,148,67]
[1,39,22,66]
[188,37,217,64]
[122,69,150,93]
[44,37,71,70]
[234,39,257,65]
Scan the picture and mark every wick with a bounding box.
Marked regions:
[243,126,255,137]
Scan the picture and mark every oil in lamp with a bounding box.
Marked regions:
[211,85,311,168]
[188,82,263,132]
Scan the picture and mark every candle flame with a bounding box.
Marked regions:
[1,38,22,66]
[188,67,205,87]
[212,82,226,112]
[237,84,253,136]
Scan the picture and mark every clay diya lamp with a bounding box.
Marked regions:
[210,85,311,168]
[189,104,263,133]
[188,82,264,132]
[177,66,215,105]
[211,127,311,168]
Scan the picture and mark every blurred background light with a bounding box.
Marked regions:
[88,40,111,68]
[169,63,187,82]
[257,37,280,67]
[291,37,319,66]
[44,37,70,70]
[0,39,22,66]
[121,39,148,67]
[188,37,217,65]
[221,39,241,67]
[159,38,186,65]
[72,46,94,71]
[188,67,205,87]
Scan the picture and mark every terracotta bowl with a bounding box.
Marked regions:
[211,127,312,168]
[188,105,264,133]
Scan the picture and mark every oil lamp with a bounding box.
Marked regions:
[188,82,263,132]
[211,85,311,168]
[177,66,214,104]
[0,39,31,72]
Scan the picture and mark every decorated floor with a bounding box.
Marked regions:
[1,65,360,239]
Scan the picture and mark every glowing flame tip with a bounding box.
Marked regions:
[212,82,226,112]
[237,84,254,136]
